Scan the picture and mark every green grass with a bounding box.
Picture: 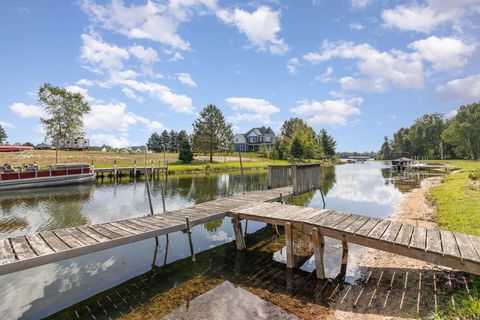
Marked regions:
[0,150,332,174]
[427,160,480,319]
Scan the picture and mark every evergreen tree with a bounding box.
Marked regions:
[318,129,336,158]
[379,136,392,160]
[290,135,304,161]
[159,130,170,151]
[192,104,233,163]
[0,125,7,145]
[179,138,194,163]
[147,132,163,152]
[169,130,179,152]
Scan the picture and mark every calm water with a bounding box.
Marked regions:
[0,162,418,319]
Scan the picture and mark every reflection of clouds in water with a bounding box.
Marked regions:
[328,167,403,205]
[0,264,57,319]
[0,256,118,319]
[207,230,233,242]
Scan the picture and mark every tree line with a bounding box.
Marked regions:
[378,102,480,160]
[146,106,337,164]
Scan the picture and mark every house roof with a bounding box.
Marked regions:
[242,126,275,136]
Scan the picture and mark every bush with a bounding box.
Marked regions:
[469,169,480,181]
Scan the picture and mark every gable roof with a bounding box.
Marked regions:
[243,126,275,136]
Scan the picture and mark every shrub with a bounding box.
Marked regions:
[469,169,480,181]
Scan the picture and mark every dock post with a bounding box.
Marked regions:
[91,161,95,176]
[340,240,349,277]
[133,160,137,177]
[185,217,196,262]
[166,160,169,176]
[232,215,246,250]
[285,222,294,268]
[114,159,117,179]
[312,227,325,279]
[150,160,154,177]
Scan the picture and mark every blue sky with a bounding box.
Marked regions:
[1,0,479,151]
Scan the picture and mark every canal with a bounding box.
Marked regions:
[0,162,421,319]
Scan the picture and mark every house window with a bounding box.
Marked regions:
[250,136,256,143]
[240,145,244,151]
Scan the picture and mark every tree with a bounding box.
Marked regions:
[391,127,412,157]
[281,118,309,138]
[443,103,480,160]
[318,129,336,158]
[178,138,194,163]
[169,130,179,152]
[0,125,7,145]
[408,113,445,158]
[192,104,233,163]
[272,138,288,160]
[147,132,163,152]
[290,135,304,161]
[160,130,170,151]
[38,83,90,163]
[378,136,392,160]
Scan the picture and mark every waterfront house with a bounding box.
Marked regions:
[234,126,276,152]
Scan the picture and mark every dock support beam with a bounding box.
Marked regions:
[232,215,246,250]
[185,217,196,262]
[312,227,325,279]
[340,240,349,277]
[285,222,294,268]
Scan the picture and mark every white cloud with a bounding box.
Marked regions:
[122,87,144,103]
[350,0,373,9]
[65,85,97,103]
[218,6,289,55]
[80,32,129,72]
[85,102,166,134]
[169,52,184,61]
[128,45,158,64]
[349,22,364,30]
[226,97,280,124]
[114,78,194,113]
[286,58,300,74]
[290,98,362,125]
[436,74,480,102]
[408,36,475,72]
[304,41,425,91]
[90,134,131,148]
[0,120,14,128]
[382,1,480,33]
[9,103,46,118]
[339,77,389,93]
[176,72,197,87]
[81,0,196,50]
[76,78,94,86]
[314,66,334,83]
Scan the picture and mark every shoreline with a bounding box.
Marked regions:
[333,176,445,320]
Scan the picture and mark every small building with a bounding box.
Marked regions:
[57,137,89,150]
[234,126,276,152]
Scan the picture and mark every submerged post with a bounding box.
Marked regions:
[285,222,294,268]
[232,214,246,250]
[114,159,117,179]
[340,240,349,278]
[144,168,154,216]
[312,227,325,279]
[238,152,245,193]
[185,217,196,262]
[133,160,137,177]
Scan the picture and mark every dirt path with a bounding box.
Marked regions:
[333,177,445,320]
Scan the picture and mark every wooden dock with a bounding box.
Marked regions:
[227,202,480,277]
[0,187,292,276]
[94,166,167,178]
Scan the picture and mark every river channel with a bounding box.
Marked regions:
[0,161,422,319]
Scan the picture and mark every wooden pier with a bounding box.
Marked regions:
[93,160,168,178]
[1,163,479,280]
[228,202,480,277]
[0,186,292,276]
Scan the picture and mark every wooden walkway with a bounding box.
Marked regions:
[227,202,480,277]
[0,187,292,276]
[94,166,167,177]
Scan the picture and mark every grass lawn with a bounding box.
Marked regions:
[427,160,480,319]
[0,150,329,173]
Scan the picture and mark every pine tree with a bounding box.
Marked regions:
[147,132,162,152]
[179,138,194,163]
[192,104,233,163]
[290,135,304,161]
[0,125,7,145]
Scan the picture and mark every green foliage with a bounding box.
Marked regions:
[318,129,336,158]
[272,138,288,160]
[178,138,194,163]
[443,102,480,160]
[0,125,7,145]
[378,136,392,160]
[147,132,163,152]
[281,118,309,138]
[280,118,327,160]
[409,112,446,158]
[290,135,304,160]
[391,127,411,158]
[38,83,90,144]
[192,105,233,163]
[469,169,480,181]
